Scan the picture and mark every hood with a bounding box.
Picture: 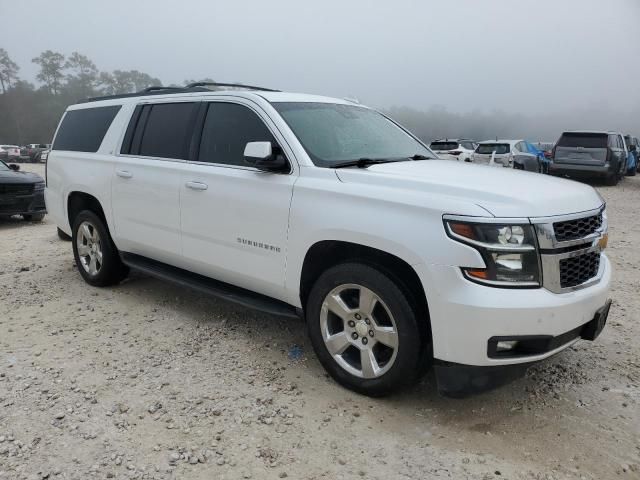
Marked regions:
[0,169,44,184]
[335,160,603,218]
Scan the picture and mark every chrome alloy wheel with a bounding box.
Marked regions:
[320,284,399,379]
[76,221,103,276]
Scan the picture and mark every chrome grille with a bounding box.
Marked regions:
[553,213,602,242]
[533,206,606,293]
[559,252,600,288]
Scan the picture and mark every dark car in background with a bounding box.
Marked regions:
[550,131,628,185]
[21,143,51,163]
[0,160,47,221]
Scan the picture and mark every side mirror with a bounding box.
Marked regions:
[8,163,20,171]
[244,141,288,173]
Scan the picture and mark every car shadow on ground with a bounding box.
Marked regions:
[0,215,44,231]
[114,271,578,419]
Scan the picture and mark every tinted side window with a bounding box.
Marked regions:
[138,103,197,159]
[198,102,276,166]
[53,106,121,152]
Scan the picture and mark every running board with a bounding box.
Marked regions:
[120,252,300,319]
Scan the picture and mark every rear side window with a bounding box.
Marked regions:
[557,133,607,149]
[476,143,510,154]
[52,106,121,152]
[430,141,459,150]
[198,102,277,166]
[138,103,197,159]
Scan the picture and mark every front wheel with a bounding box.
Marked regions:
[72,210,128,287]
[306,263,427,396]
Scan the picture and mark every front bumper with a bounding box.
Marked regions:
[0,189,47,216]
[416,252,611,367]
[434,299,611,397]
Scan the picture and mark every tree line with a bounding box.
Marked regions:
[0,48,214,145]
[1,48,638,146]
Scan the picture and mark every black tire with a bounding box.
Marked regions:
[23,213,45,222]
[605,173,619,186]
[626,164,637,177]
[71,210,128,287]
[306,262,426,397]
[57,227,72,241]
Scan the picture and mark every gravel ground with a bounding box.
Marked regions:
[1,164,638,480]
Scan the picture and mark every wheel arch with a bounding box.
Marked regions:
[67,191,108,231]
[299,240,431,339]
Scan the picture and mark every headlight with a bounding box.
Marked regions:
[444,219,540,287]
[34,181,45,190]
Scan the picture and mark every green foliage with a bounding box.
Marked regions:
[0,49,168,144]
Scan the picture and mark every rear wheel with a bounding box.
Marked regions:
[306,263,426,396]
[605,173,619,186]
[72,210,128,286]
[23,213,45,222]
[626,164,637,176]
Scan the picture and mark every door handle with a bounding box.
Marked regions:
[185,181,208,191]
[116,170,133,179]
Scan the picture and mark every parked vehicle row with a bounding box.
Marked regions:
[44,83,611,398]
[430,131,639,185]
[0,143,51,163]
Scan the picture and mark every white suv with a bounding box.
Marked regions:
[45,83,612,397]
[429,139,477,162]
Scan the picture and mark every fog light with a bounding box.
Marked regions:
[496,340,519,352]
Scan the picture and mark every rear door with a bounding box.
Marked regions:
[554,132,608,166]
[112,101,198,265]
[179,100,296,300]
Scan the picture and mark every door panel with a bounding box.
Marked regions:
[180,165,295,300]
[112,158,187,265]
[179,100,296,300]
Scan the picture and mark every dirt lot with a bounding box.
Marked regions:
[1,164,638,480]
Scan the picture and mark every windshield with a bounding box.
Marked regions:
[430,141,459,151]
[273,102,434,167]
[476,143,510,154]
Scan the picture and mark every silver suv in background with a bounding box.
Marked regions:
[550,131,628,185]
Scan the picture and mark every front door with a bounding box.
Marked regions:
[180,100,296,300]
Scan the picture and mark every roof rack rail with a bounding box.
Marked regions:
[80,82,279,104]
[141,86,186,93]
[185,82,280,92]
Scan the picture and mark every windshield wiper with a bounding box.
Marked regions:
[410,154,431,160]
[331,158,405,169]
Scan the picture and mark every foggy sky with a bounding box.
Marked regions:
[1,0,639,115]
